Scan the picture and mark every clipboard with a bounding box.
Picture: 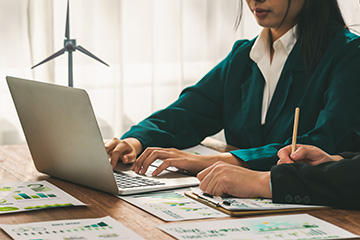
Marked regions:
[185,191,327,217]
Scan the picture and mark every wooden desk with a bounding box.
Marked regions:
[0,138,360,239]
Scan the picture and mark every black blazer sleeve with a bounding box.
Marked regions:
[338,152,360,159]
[270,154,360,209]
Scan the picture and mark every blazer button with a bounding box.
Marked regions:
[285,194,293,203]
[303,196,311,204]
[294,195,302,203]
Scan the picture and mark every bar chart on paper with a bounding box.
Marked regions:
[120,188,227,221]
[11,221,112,237]
[0,216,145,240]
[12,193,57,200]
[157,214,359,240]
[0,181,85,214]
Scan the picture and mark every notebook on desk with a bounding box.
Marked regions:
[6,76,199,195]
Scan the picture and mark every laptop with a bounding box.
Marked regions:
[6,76,199,195]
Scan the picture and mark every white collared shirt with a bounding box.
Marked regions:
[250,26,298,125]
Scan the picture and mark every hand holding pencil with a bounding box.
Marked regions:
[277,107,343,165]
[276,107,300,164]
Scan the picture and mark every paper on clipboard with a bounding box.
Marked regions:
[186,188,326,216]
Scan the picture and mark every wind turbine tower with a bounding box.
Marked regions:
[31,0,109,87]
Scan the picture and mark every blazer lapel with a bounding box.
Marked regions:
[262,43,305,134]
[240,63,265,147]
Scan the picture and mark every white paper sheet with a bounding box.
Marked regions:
[0,180,86,214]
[157,214,359,240]
[0,216,144,240]
[119,188,227,221]
[182,145,221,155]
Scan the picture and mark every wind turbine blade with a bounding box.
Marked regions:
[65,0,70,39]
[31,48,66,69]
[76,45,109,67]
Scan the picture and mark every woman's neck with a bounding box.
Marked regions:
[268,23,296,62]
[268,30,274,63]
[269,21,297,42]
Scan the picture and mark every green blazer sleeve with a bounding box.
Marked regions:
[270,153,360,209]
[121,40,255,149]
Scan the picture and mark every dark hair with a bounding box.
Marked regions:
[235,0,347,74]
[297,0,346,73]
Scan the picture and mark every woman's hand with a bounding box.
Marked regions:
[197,162,272,198]
[132,147,213,176]
[104,138,143,169]
[131,147,245,176]
[277,144,343,165]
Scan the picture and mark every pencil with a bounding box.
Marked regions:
[291,107,300,154]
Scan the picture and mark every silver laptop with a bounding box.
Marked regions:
[6,76,199,195]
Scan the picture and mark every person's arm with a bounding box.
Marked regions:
[337,152,360,159]
[270,155,360,209]
[133,149,245,176]
[105,137,247,173]
[106,40,253,167]
[121,41,252,152]
[197,148,360,209]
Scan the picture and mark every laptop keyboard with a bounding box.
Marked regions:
[113,171,165,189]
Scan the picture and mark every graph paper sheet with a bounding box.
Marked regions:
[0,180,85,214]
[0,216,144,240]
[157,213,359,240]
[119,188,227,221]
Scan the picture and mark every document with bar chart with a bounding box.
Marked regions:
[0,180,85,214]
[119,188,227,221]
[0,216,145,240]
[157,214,359,240]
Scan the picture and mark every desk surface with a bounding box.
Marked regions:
[0,138,359,239]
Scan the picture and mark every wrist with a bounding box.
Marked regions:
[211,153,248,168]
[256,171,272,198]
[331,155,343,161]
[123,138,143,155]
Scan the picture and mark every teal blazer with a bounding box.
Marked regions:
[122,29,360,171]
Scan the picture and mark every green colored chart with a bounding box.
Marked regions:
[12,193,57,200]
[24,203,73,210]
[13,221,115,237]
[0,207,19,212]
[0,187,13,192]
[133,191,187,200]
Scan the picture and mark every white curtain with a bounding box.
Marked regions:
[0,0,358,145]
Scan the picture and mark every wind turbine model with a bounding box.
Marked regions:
[31,0,109,87]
